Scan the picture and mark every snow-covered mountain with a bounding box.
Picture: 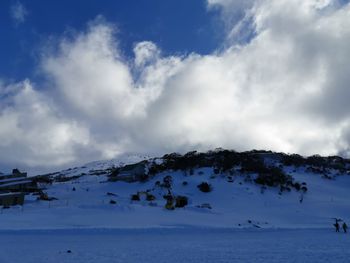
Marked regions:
[2,150,350,230]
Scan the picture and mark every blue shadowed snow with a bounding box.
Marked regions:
[0,228,349,263]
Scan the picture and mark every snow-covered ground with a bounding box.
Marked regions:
[0,228,349,263]
[1,152,350,262]
[1,164,350,230]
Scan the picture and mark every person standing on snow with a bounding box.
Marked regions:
[342,222,348,233]
[334,220,340,232]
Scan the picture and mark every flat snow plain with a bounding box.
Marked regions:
[0,228,349,263]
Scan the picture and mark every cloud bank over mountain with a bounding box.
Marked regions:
[1,0,350,170]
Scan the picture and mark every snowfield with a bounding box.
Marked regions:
[1,151,350,262]
[1,166,350,230]
[0,228,349,263]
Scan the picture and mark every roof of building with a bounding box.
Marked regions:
[0,180,33,188]
[0,192,24,197]
[0,177,30,184]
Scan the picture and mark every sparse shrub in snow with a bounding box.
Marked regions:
[306,155,325,167]
[162,175,173,188]
[131,193,140,201]
[146,193,156,201]
[282,153,305,167]
[175,196,188,208]
[294,182,301,191]
[165,199,174,210]
[240,158,267,174]
[254,167,291,187]
[165,203,174,210]
[252,166,307,196]
[163,192,175,210]
[197,182,212,192]
[182,181,188,186]
[163,193,173,201]
[109,200,116,204]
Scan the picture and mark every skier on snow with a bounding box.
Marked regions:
[342,222,348,233]
[334,219,340,232]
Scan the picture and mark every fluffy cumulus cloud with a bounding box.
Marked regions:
[0,80,89,168]
[1,0,350,171]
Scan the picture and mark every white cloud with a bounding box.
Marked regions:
[10,1,28,25]
[207,0,257,44]
[0,80,90,167]
[134,41,160,68]
[207,0,254,9]
[2,0,350,171]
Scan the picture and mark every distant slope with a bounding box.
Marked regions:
[1,149,350,230]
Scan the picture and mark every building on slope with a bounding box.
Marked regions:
[0,169,39,207]
[0,192,25,206]
[110,162,148,182]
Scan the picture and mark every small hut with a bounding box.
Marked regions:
[111,162,148,182]
[0,192,25,206]
[0,169,39,207]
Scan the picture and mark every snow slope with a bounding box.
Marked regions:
[1,152,350,230]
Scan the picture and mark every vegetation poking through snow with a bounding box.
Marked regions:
[197,182,212,193]
[106,149,331,193]
[131,193,140,201]
[25,148,350,216]
[175,196,188,208]
[146,193,156,201]
[164,193,175,210]
[87,149,350,209]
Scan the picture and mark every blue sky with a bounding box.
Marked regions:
[0,0,225,81]
[1,0,350,173]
